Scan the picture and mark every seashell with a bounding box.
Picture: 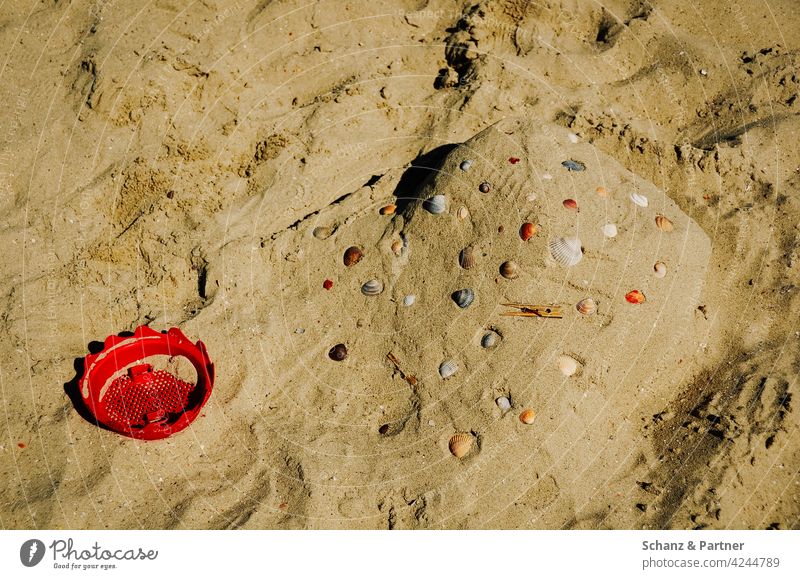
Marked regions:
[548,237,583,267]
[448,433,473,458]
[423,194,447,214]
[379,204,396,215]
[556,355,579,377]
[391,240,403,255]
[601,223,618,238]
[496,396,511,412]
[312,226,334,240]
[527,192,537,201]
[654,261,667,278]
[568,133,579,144]
[460,159,473,171]
[596,186,609,197]
[625,290,646,304]
[499,261,519,279]
[509,157,520,164]
[328,343,348,361]
[481,330,500,349]
[459,246,477,269]
[451,288,475,309]
[563,198,579,211]
[519,409,537,424]
[519,222,537,241]
[457,206,469,220]
[361,279,384,296]
[343,246,363,267]
[655,215,674,232]
[561,159,585,171]
[630,192,648,207]
[479,181,491,193]
[403,294,416,306]
[576,297,597,315]
[439,360,458,379]
[542,173,553,180]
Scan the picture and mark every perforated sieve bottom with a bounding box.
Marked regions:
[104,367,195,429]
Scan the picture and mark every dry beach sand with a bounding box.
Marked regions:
[1,0,799,529]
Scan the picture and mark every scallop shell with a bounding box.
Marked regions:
[556,355,579,377]
[548,237,583,267]
[630,192,649,207]
[576,297,597,315]
[459,246,477,269]
[481,330,500,348]
[625,289,646,304]
[312,226,334,240]
[563,198,579,211]
[379,204,397,215]
[343,246,363,267]
[459,159,473,171]
[391,240,403,255]
[361,279,384,296]
[655,215,674,232]
[496,396,512,412]
[596,186,609,197]
[423,194,447,214]
[479,181,491,193]
[439,360,458,379]
[328,344,348,361]
[403,294,416,306]
[519,222,537,241]
[654,261,667,278]
[457,206,469,220]
[499,261,519,279]
[448,433,473,458]
[519,409,537,424]
[451,288,475,308]
[601,223,618,238]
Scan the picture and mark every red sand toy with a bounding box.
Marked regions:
[79,325,214,440]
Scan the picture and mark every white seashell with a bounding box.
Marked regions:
[542,173,553,180]
[439,360,458,379]
[601,223,618,238]
[459,160,473,171]
[630,192,649,207]
[548,237,583,267]
[568,133,579,143]
[527,192,537,201]
[481,330,500,349]
[423,194,447,214]
[654,262,667,278]
[496,396,511,412]
[361,279,384,296]
[457,206,469,220]
[556,355,579,377]
[403,294,416,306]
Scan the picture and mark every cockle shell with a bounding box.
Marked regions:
[576,298,597,315]
[449,433,473,458]
[452,288,475,308]
[519,409,536,424]
[548,237,583,267]
[655,215,674,232]
[379,204,397,215]
[459,246,477,269]
[519,222,537,241]
[556,355,579,377]
[312,226,334,240]
[423,194,447,214]
[460,159,473,171]
[361,279,384,296]
[481,330,500,348]
[439,360,458,379]
[630,192,648,207]
[654,261,667,278]
[457,206,469,220]
[563,198,579,211]
[601,223,618,238]
[625,290,646,304]
[496,396,512,412]
[499,261,519,279]
[403,294,416,306]
[343,246,363,267]
[479,181,491,193]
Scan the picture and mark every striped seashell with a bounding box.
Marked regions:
[576,298,597,315]
[448,433,473,458]
[459,246,477,269]
[343,246,363,267]
[459,159,473,171]
[499,261,519,279]
[556,355,579,377]
[519,222,537,241]
[630,192,648,207]
[519,409,537,424]
[439,360,458,379]
[655,215,674,232]
[601,223,618,238]
[451,288,475,308]
[361,279,384,296]
[654,261,667,278]
[548,237,583,267]
[312,226,334,240]
[423,194,447,214]
[496,396,512,412]
[481,330,500,349]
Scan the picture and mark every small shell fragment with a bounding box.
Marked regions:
[452,288,475,309]
[343,246,363,267]
[403,294,416,306]
[563,198,579,211]
[596,186,609,197]
[630,192,649,207]
[479,181,491,193]
[499,261,519,279]
[556,355,579,377]
[448,433,473,458]
[654,262,667,278]
[496,396,512,412]
[519,222,537,241]
[439,360,458,379]
[328,344,348,361]
[460,159,473,171]
[391,240,403,255]
[655,215,674,232]
[519,409,536,424]
[361,279,384,296]
[457,206,469,220]
[576,298,597,315]
[548,237,583,267]
[625,290,646,304]
[561,159,585,172]
[459,246,477,269]
[601,223,618,238]
[312,226,334,240]
[423,194,447,214]
[481,330,500,349]
[379,204,397,216]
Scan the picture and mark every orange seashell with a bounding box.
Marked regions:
[625,290,646,304]
[655,215,674,232]
[519,222,537,241]
[343,246,363,267]
[448,433,473,458]
[519,409,536,424]
[596,186,609,197]
[563,198,579,211]
[379,204,397,216]
[391,240,403,256]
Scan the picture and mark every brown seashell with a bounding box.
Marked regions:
[655,215,674,232]
[576,297,597,315]
[596,186,609,197]
[328,343,348,361]
[343,246,363,267]
[448,433,473,458]
[379,204,397,215]
[519,409,536,424]
[563,198,579,211]
[391,240,403,255]
[499,261,519,279]
[459,246,477,269]
[519,222,537,241]
[625,290,646,304]
[479,181,491,193]
[654,261,667,278]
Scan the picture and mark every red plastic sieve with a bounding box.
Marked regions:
[79,325,215,440]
